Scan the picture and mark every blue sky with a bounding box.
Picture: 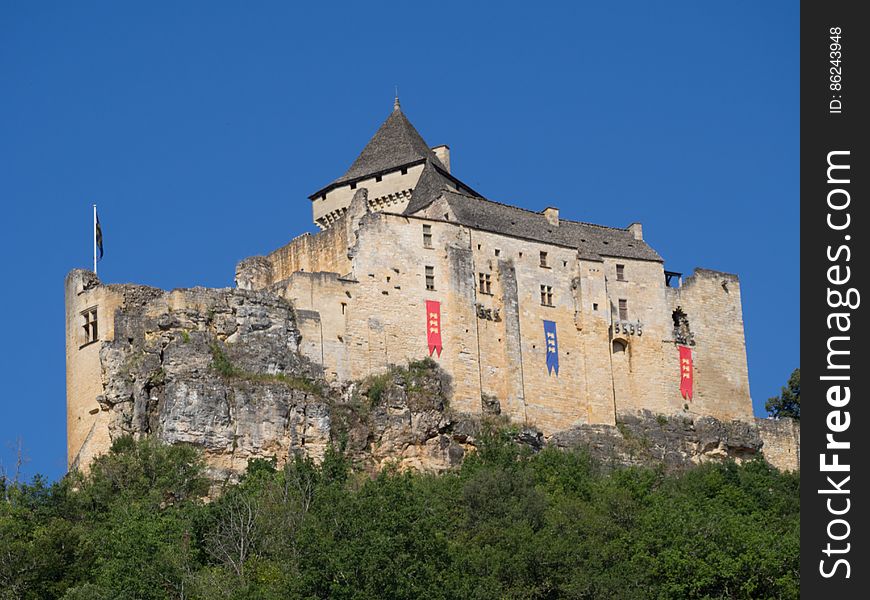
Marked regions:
[0,1,798,480]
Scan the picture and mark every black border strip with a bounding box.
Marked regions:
[801,1,869,595]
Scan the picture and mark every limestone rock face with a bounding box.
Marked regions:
[334,362,475,473]
[549,410,763,470]
[96,287,328,481]
[93,285,479,482]
[86,282,792,481]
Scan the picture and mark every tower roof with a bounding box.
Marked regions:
[309,104,449,199]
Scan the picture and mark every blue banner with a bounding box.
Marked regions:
[543,320,559,375]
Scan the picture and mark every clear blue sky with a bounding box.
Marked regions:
[0,1,798,481]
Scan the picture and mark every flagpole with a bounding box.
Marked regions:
[93,204,97,275]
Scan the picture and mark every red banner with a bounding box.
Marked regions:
[679,345,693,400]
[425,300,442,357]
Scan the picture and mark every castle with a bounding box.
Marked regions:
[65,100,799,473]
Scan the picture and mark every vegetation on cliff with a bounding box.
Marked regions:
[1,434,799,600]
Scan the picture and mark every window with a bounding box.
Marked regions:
[81,307,98,345]
[616,264,626,281]
[618,299,628,321]
[425,266,435,291]
[350,182,357,190]
[375,175,383,182]
[478,273,492,295]
[540,285,553,306]
[422,224,433,248]
[539,251,549,267]
[341,302,347,315]
[495,248,501,257]
[401,167,408,175]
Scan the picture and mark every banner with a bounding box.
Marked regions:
[543,320,559,375]
[425,300,442,357]
[678,345,693,400]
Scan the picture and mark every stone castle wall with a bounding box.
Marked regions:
[756,417,800,471]
[665,270,754,422]
[234,201,754,435]
[66,262,799,475]
[311,162,425,228]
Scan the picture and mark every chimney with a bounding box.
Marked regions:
[543,207,559,227]
[432,145,450,173]
[628,222,643,240]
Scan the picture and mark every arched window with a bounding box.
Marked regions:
[612,339,627,354]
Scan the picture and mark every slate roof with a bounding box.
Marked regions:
[403,161,460,214]
[309,103,662,262]
[430,191,663,262]
[309,104,448,198]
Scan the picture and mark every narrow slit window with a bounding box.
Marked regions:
[425,266,435,291]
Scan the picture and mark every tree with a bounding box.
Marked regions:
[766,368,800,419]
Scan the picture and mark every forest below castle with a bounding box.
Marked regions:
[1,432,799,600]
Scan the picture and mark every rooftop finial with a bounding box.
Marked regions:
[394,86,400,111]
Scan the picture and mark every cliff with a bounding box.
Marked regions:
[70,272,799,480]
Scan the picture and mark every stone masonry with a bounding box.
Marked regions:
[65,101,800,474]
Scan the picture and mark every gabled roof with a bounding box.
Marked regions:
[308,103,663,262]
[403,161,460,215]
[309,103,448,199]
[426,192,663,262]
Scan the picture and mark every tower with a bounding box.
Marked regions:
[308,101,475,228]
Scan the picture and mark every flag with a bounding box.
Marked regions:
[425,300,442,357]
[95,209,104,260]
[678,345,693,400]
[543,320,559,375]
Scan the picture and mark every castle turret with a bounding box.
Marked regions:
[308,100,477,228]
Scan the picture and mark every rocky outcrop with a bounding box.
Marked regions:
[97,287,328,482]
[550,411,763,471]
[332,362,476,473]
[90,283,793,482]
[94,285,478,482]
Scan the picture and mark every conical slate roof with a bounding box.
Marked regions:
[313,103,447,195]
